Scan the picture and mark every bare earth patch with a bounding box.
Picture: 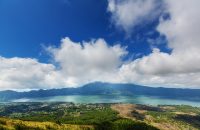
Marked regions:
[111,104,136,119]
[111,104,198,130]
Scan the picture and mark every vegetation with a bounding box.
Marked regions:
[112,104,200,130]
[110,119,159,130]
[1,103,200,130]
[0,117,94,130]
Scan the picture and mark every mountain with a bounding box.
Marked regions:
[0,82,200,101]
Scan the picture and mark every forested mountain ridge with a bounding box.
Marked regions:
[0,82,200,101]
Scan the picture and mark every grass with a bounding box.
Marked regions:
[0,117,94,130]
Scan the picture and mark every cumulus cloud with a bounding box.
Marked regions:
[119,49,200,88]
[111,0,200,88]
[47,37,127,86]
[108,0,162,33]
[1,0,200,90]
[0,38,127,90]
[0,57,65,91]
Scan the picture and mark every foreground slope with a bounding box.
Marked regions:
[0,118,94,130]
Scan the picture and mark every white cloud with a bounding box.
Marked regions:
[0,38,127,90]
[108,0,161,33]
[111,0,200,88]
[158,0,200,51]
[0,57,65,91]
[119,49,200,88]
[1,0,200,90]
[47,37,127,86]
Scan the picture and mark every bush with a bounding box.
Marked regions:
[14,123,43,130]
[0,124,9,130]
[95,119,159,130]
[112,119,159,130]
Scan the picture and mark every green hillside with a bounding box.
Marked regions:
[1,102,199,130]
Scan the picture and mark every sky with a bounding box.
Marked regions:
[0,0,200,90]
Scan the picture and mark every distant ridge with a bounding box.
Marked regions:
[0,82,200,102]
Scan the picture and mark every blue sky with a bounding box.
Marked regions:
[0,0,200,90]
[0,0,168,61]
